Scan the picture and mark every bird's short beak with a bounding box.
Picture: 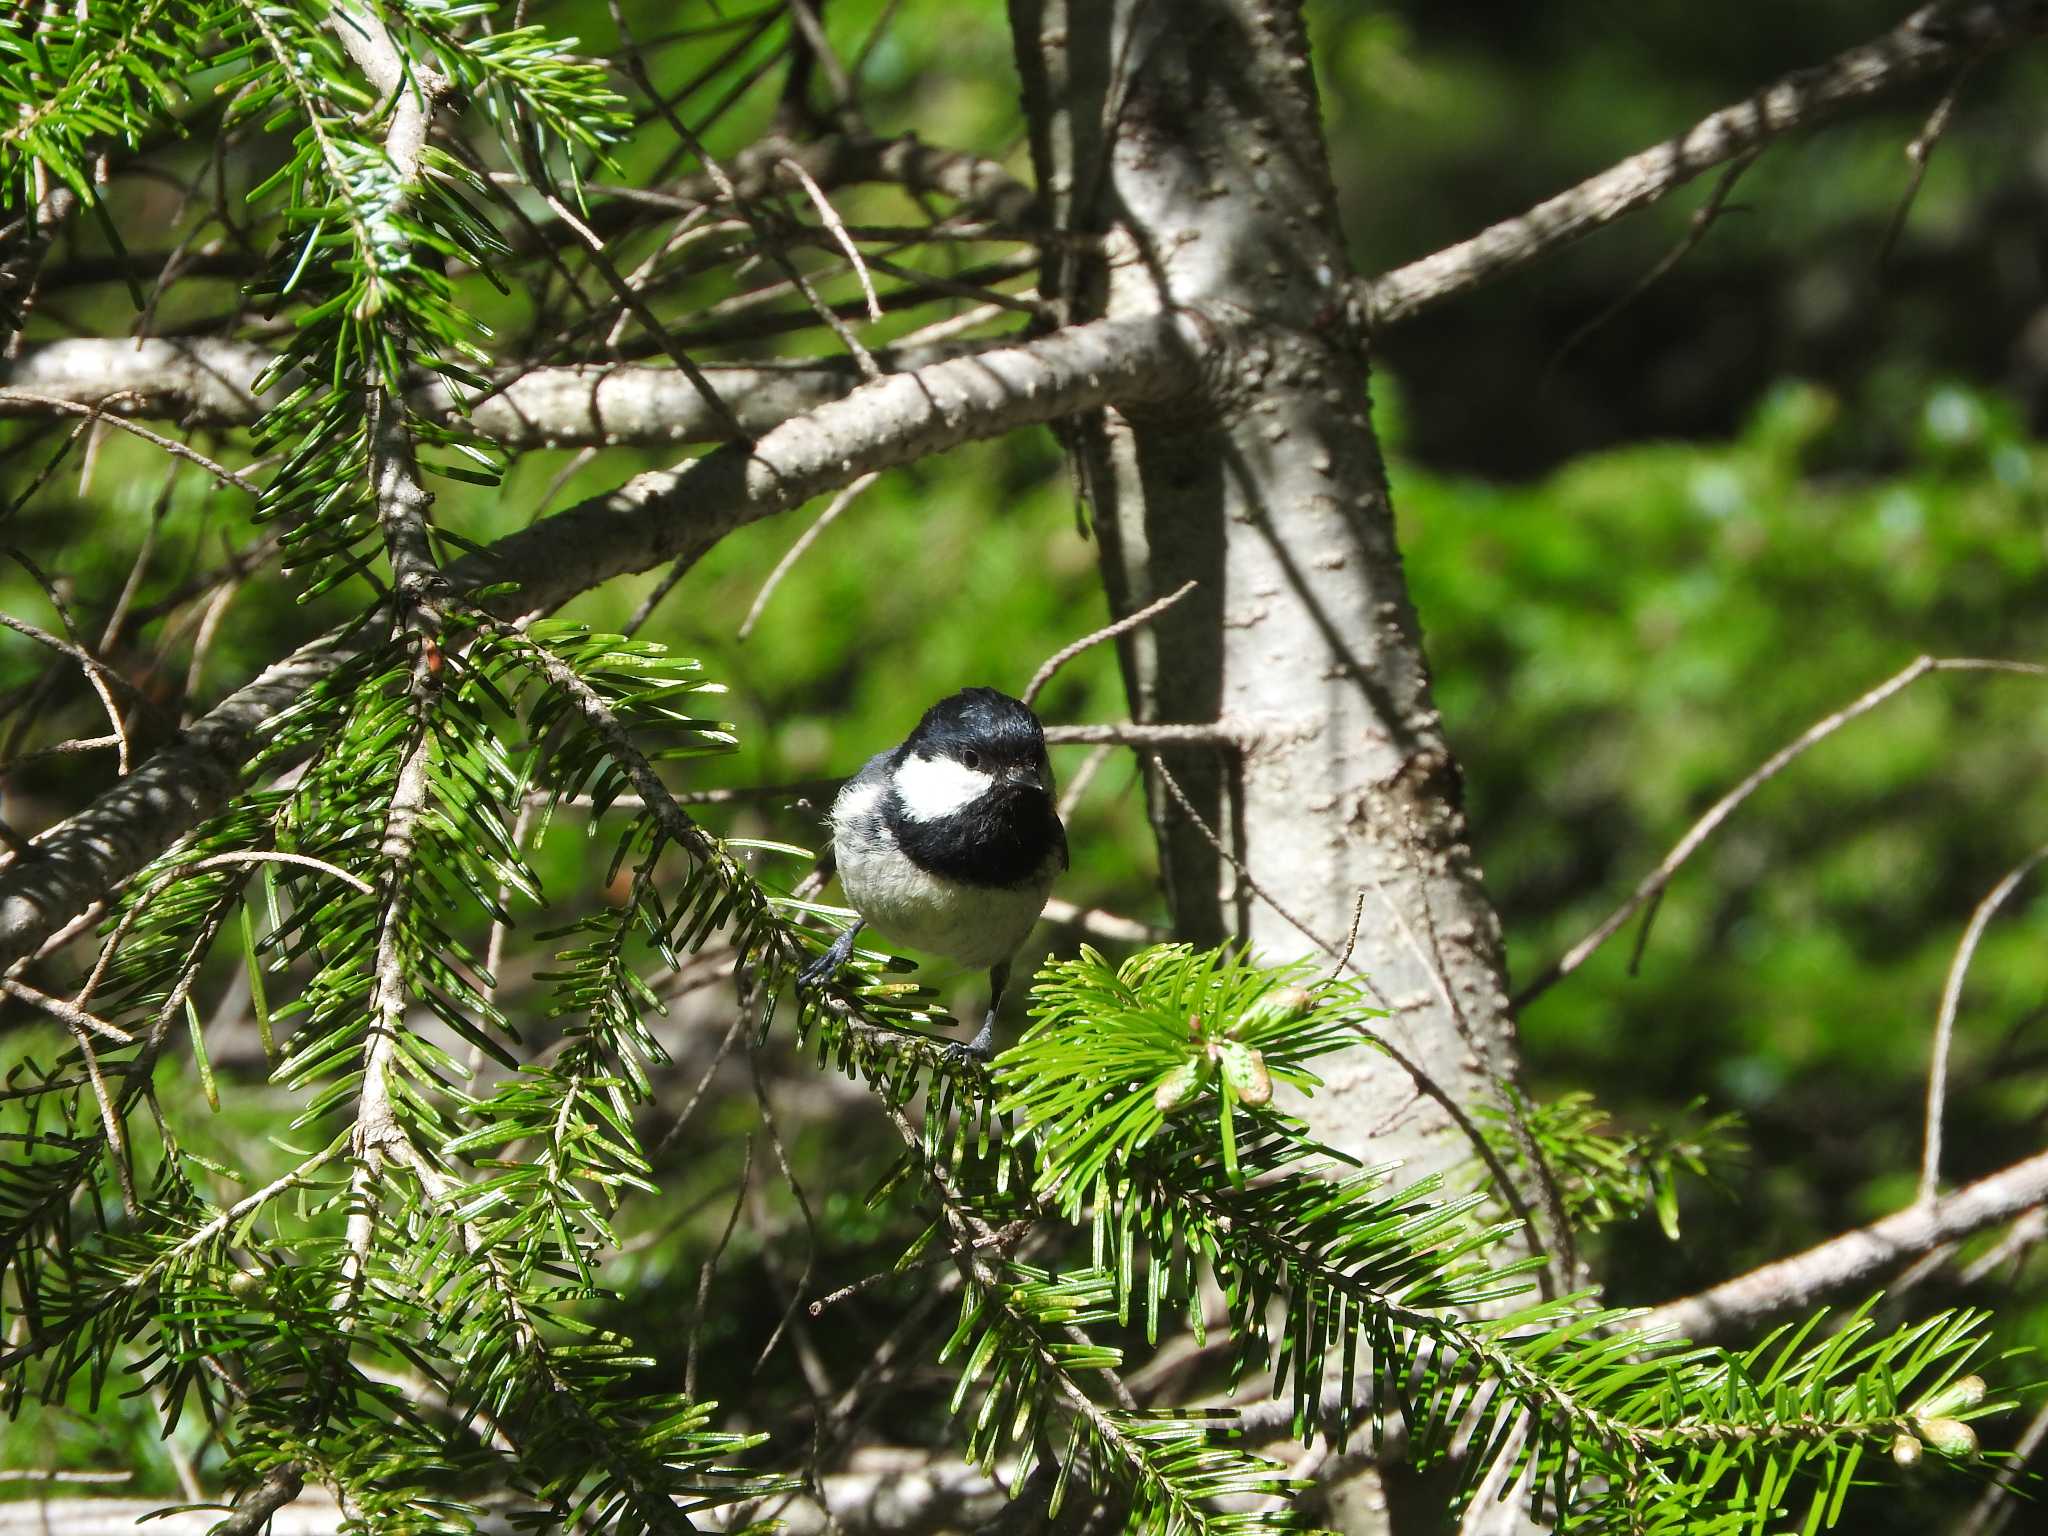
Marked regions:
[999,764,1044,793]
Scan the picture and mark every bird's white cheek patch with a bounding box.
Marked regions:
[893,753,993,823]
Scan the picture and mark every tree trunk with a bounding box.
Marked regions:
[1009,4,1538,1525]
[1009,0,1522,1192]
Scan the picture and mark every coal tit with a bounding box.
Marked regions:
[800,687,1067,1057]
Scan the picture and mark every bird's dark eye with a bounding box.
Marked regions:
[963,749,981,770]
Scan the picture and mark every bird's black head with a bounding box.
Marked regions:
[901,687,1053,798]
[885,688,1064,886]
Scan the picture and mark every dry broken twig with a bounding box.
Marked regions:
[1518,655,2048,1008]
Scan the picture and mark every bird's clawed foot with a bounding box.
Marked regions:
[943,1010,997,1067]
[797,920,864,995]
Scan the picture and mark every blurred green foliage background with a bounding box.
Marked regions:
[3,1,2045,1523]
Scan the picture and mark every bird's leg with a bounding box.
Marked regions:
[948,959,1008,1062]
[798,918,865,992]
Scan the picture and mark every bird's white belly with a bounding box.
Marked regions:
[837,835,1054,970]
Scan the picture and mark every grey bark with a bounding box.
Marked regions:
[1009,0,1521,1191]
[1008,4,1534,1529]
[0,335,1006,448]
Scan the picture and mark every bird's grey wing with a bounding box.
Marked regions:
[805,751,896,892]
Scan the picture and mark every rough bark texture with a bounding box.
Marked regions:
[1009,0,1521,1185]
[1009,6,1533,1527]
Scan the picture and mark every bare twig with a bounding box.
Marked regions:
[1023,579,1198,710]
[749,1051,822,1375]
[1518,656,2048,1008]
[541,190,753,442]
[739,471,881,638]
[0,611,156,716]
[1333,889,1367,978]
[1958,1205,2046,1284]
[101,465,177,657]
[1919,844,2048,1204]
[688,1136,754,1401]
[0,389,260,491]
[1042,721,1244,748]
[2,975,137,1044]
[1545,149,1757,382]
[780,155,882,322]
[1877,62,1973,272]
[182,574,243,715]
[1055,741,1114,822]
[3,549,138,778]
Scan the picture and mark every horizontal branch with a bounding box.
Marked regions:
[0,312,1206,970]
[1,1449,1008,1536]
[1363,0,2048,327]
[0,339,277,425]
[1043,722,1247,747]
[1639,1146,2048,1344]
[0,335,1012,448]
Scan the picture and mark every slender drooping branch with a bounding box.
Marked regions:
[0,313,1205,969]
[1920,845,2048,1203]
[1363,0,2048,327]
[1518,655,2048,1007]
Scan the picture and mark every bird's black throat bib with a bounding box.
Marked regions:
[883,784,1064,887]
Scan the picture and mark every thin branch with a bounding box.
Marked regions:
[1518,656,2048,1008]
[539,189,753,442]
[1877,61,1973,271]
[1363,0,2048,327]
[1,975,137,1044]
[1543,149,1757,383]
[0,388,260,492]
[1958,1205,2046,1284]
[688,1136,754,1402]
[0,612,158,717]
[1023,579,1198,710]
[1919,844,2048,1203]
[1042,721,1245,748]
[739,470,880,638]
[748,1051,822,1375]
[1640,1144,2048,1344]
[780,156,882,322]
[652,1012,750,1156]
